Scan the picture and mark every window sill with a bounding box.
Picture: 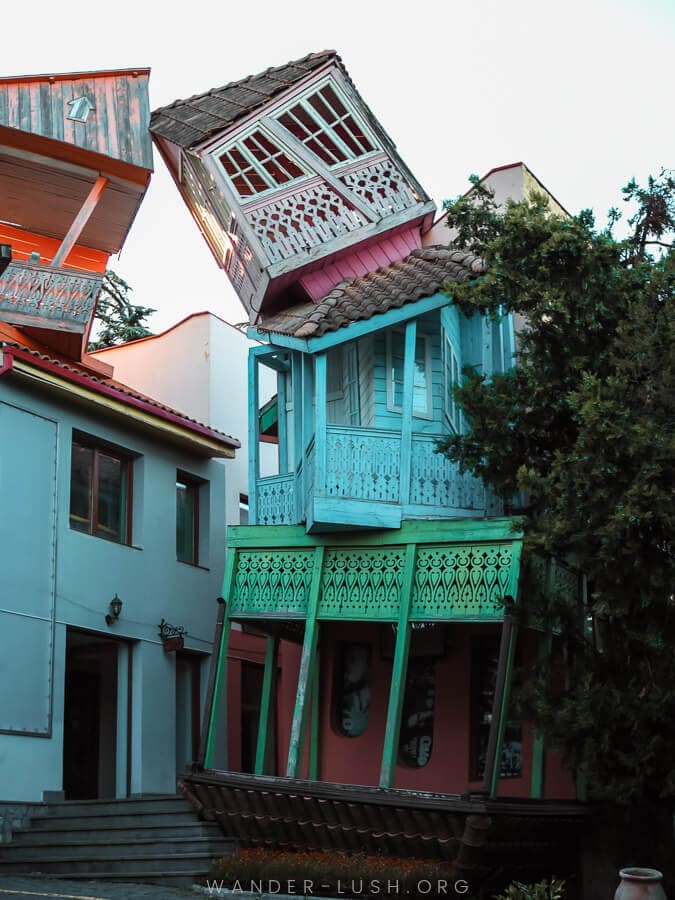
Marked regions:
[176,558,210,572]
[69,526,142,550]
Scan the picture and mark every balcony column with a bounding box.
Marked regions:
[277,367,288,475]
[483,611,518,799]
[314,353,327,499]
[254,635,279,775]
[248,352,260,525]
[399,319,417,507]
[379,543,416,788]
[287,546,325,778]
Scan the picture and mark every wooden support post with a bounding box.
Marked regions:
[248,352,260,524]
[483,611,518,799]
[51,176,108,268]
[301,354,313,453]
[197,597,226,768]
[309,651,321,781]
[399,319,416,507]
[286,546,325,778]
[379,543,416,788]
[530,628,552,798]
[277,367,288,475]
[254,635,279,775]
[576,572,590,802]
[202,550,237,769]
[314,353,327,499]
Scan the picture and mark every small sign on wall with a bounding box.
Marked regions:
[158,619,187,653]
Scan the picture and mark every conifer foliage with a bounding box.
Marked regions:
[438,172,674,819]
[89,270,155,349]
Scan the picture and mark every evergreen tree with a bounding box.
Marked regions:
[88,270,155,350]
[438,171,674,872]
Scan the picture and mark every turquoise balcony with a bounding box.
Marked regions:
[248,306,507,532]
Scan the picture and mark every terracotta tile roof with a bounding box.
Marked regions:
[256,247,485,339]
[0,322,239,449]
[150,51,338,149]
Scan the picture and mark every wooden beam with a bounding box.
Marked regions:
[399,319,416,507]
[379,543,416,788]
[483,612,518,799]
[309,651,321,781]
[51,175,108,268]
[254,635,279,775]
[286,546,324,778]
[203,550,238,769]
[197,597,226,768]
[262,117,377,223]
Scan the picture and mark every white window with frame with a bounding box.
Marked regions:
[386,329,432,420]
[217,126,308,200]
[326,343,361,426]
[275,79,377,168]
[443,334,462,433]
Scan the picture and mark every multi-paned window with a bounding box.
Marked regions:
[469,641,522,781]
[386,329,432,419]
[443,334,462,433]
[219,128,307,199]
[69,438,132,544]
[176,473,200,565]
[277,83,375,166]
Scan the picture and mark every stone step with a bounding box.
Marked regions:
[14,870,208,886]
[43,796,191,817]
[0,835,230,862]
[0,850,225,875]
[30,810,200,829]
[11,822,221,843]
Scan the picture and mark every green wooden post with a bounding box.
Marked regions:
[254,635,279,775]
[203,549,238,769]
[530,629,552,798]
[379,543,416,788]
[483,611,518,799]
[286,546,324,778]
[309,652,321,781]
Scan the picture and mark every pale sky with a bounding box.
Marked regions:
[3,0,673,331]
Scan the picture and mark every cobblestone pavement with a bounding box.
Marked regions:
[0,875,199,899]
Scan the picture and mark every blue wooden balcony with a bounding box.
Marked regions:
[254,424,502,531]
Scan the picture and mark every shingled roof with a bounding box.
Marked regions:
[255,247,485,339]
[150,50,338,149]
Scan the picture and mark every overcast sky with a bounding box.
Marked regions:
[3,0,673,331]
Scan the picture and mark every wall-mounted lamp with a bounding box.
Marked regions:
[105,594,123,626]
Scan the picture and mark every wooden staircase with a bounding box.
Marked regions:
[0,795,233,886]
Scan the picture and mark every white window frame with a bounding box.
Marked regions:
[214,122,309,202]
[386,329,433,421]
[443,333,462,433]
[273,75,381,171]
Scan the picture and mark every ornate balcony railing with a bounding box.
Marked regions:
[255,425,503,526]
[325,425,401,503]
[410,433,503,514]
[256,473,296,526]
[0,260,103,332]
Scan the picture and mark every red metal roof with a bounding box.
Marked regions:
[0,321,240,450]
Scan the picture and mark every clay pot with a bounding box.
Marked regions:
[615,868,666,900]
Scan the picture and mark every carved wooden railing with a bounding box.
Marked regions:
[0,260,103,332]
[256,473,296,526]
[325,425,401,503]
[410,433,503,514]
[255,426,503,526]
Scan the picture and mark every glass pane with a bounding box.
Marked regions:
[398,659,435,767]
[336,643,371,737]
[176,480,197,564]
[95,452,123,542]
[70,443,94,532]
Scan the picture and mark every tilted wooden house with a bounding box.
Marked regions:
[151,52,588,882]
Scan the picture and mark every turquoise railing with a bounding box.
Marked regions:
[255,425,502,524]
